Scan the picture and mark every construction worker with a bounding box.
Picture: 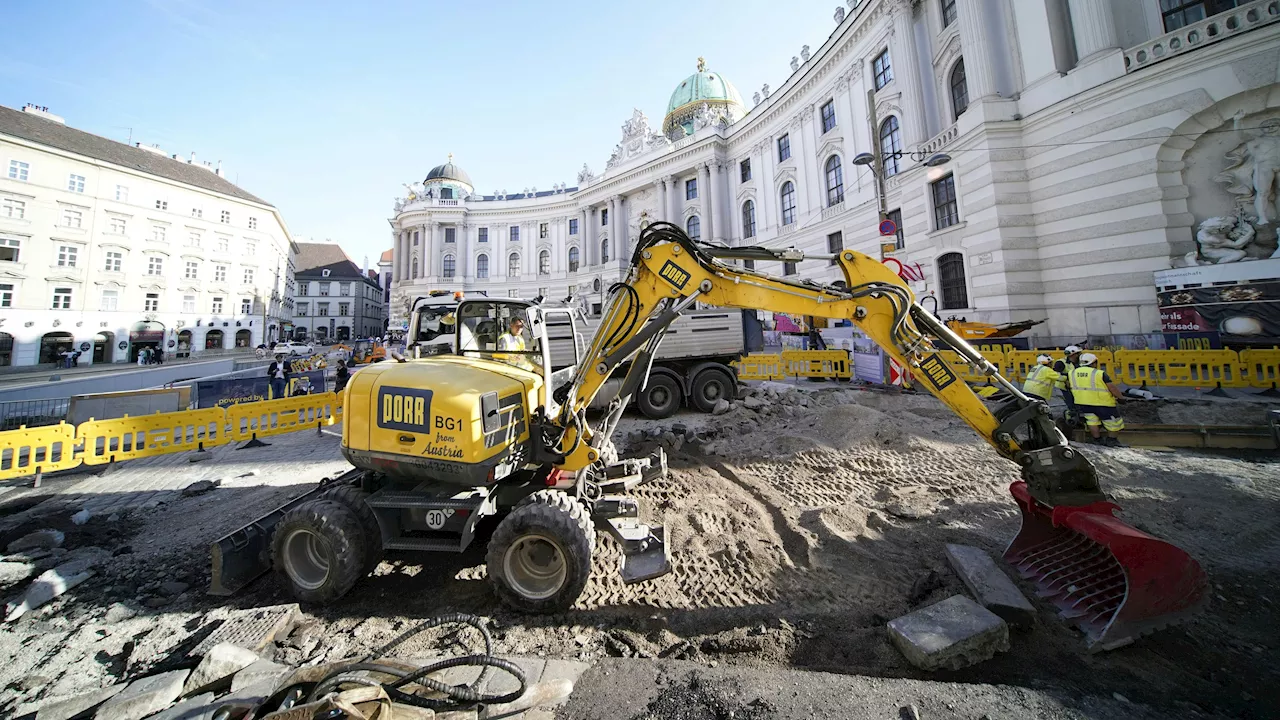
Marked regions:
[1054,345,1083,423]
[495,317,535,371]
[1070,352,1126,447]
[1022,354,1060,402]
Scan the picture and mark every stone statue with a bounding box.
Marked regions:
[762,84,770,99]
[621,108,650,140]
[578,164,596,184]
[1184,215,1257,265]
[1216,113,1280,224]
[753,91,761,106]
[801,45,811,62]
[790,56,800,72]
[835,6,846,22]
[847,0,859,8]
[645,131,671,152]
[697,56,706,73]
[693,102,713,131]
[401,183,418,201]
[606,144,623,169]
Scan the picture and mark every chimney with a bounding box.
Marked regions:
[215,160,223,176]
[189,151,196,164]
[21,104,65,124]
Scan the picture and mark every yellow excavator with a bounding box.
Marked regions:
[211,223,1205,650]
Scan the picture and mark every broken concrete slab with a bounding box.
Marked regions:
[6,529,64,554]
[183,642,260,696]
[886,594,1009,671]
[29,683,126,720]
[181,479,220,497]
[229,658,292,693]
[0,560,36,588]
[5,559,96,621]
[208,679,279,718]
[190,603,298,656]
[147,692,215,720]
[945,543,1036,629]
[96,669,189,720]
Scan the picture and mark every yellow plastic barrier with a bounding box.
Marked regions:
[78,407,230,466]
[226,392,342,442]
[732,353,786,380]
[781,350,853,379]
[0,422,80,482]
[1240,349,1280,389]
[1112,349,1242,388]
[935,349,1007,383]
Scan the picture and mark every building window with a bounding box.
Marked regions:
[601,208,608,226]
[742,200,756,238]
[297,302,308,316]
[318,302,330,316]
[52,287,72,309]
[780,182,796,225]
[238,298,251,315]
[938,252,968,310]
[145,293,159,312]
[820,100,836,133]
[568,247,580,272]
[185,261,199,279]
[248,217,257,230]
[873,49,893,90]
[950,59,969,120]
[740,158,751,182]
[319,282,330,295]
[777,134,791,162]
[155,199,168,210]
[217,236,229,252]
[106,217,126,234]
[686,215,701,241]
[443,255,456,278]
[243,268,255,285]
[188,231,201,247]
[215,265,227,282]
[68,174,85,193]
[479,227,489,242]
[298,282,308,296]
[182,294,195,313]
[338,302,349,316]
[412,230,419,246]
[0,236,19,262]
[601,238,610,263]
[102,289,119,311]
[245,242,256,255]
[887,208,905,249]
[104,250,122,272]
[57,245,78,267]
[783,261,798,276]
[932,174,960,229]
[116,185,129,202]
[568,219,578,235]
[508,252,520,276]
[148,256,164,275]
[686,178,698,200]
[8,160,29,181]
[61,208,82,228]
[0,283,9,307]
[880,116,903,176]
[1,198,25,219]
[941,0,957,27]
[477,253,489,278]
[1161,0,1242,31]
[743,259,755,271]
[538,250,550,275]
[192,207,203,218]
[220,210,230,224]
[540,223,548,239]
[827,232,843,266]
[212,297,223,314]
[339,282,350,295]
[152,225,166,243]
[445,227,456,243]
[825,155,844,206]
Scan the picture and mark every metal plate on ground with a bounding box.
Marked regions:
[190,603,299,657]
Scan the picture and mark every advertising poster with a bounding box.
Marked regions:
[197,377,272,409]
[1157,279,1280,344]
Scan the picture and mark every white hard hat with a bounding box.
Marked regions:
[1079,352,1098,366]
[1036,354,1052,365]
[1065,345,1082,354]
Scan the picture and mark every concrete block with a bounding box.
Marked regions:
[945,543,1036,629]
[482,657,545,696]
[5,559,96,622]
[229,658,292,693]
[96,669,189,720]
[886,595,1009,671]
[147,693,215,720]
[0,560,36,588]
[183,642,260,695]
[30,683,126,720]
[6,529,65,554]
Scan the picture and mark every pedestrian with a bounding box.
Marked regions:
[1054,345,1083,425]
[334,359,350,394]
[137,348,146,366]
[1069,352,1126,447]
[267,354,287,399]
[1021,354,1060,402]
[155,347,164,365]
[72,350,81,368]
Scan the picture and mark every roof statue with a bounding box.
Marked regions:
[697,56,706,72]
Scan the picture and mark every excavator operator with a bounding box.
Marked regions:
[495,316,535,371]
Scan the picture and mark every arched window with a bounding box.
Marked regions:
[568,247,580,272]
[686,215,701,241]
[601,238,610,263]
[880,116,902,176]
[442,254,456,278]
[742,200,756,238]
[950,59,968,120]
[825,155,844,207]
[538,249,550,275]
[508,252,520,277]
[411,258,419,278]
[476,253,489,279]
[938,252,968,310]
[780,181,796,225]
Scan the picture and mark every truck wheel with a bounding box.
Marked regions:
[272,500,366,604]
[689,367,735,413]
[317,485,383,575]
[637,374,681,419]
[486,490,594,613]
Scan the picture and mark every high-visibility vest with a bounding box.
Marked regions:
[1022,364,1059,401]
[1055,360,1075,390]
[495,333,533,370]
[1069,366,1114,407]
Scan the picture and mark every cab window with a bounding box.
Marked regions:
[457,301,543,367]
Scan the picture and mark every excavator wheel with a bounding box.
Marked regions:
[486,490,595,613]
[272,500,366,604]
[316,484,384,576]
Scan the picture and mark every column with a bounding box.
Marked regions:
[609,196,620,262]
[459,224,470,280]
[392,231,403,282]
[400,231,410,282]
[425,223,435,278]
[718,162,732,244]
[1068,0,1118,61]
[758,140,775,232]
[524,222,535,279]
[791,117,814,217]
[698,164,711,240]
[656,180,667,224]
[956,0,999,100]
[668,175,681,221]
[708,162,723,243]
[889,2,927,146]
[582,209,593,266]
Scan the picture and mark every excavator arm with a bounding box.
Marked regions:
[548,222,1205,650]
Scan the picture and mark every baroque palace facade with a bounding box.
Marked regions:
[390,0,1280,341]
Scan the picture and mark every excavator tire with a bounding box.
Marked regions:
[316,485,383,576]
[272,500,366,604]
[487,490,595,613]
[637,373,682,419]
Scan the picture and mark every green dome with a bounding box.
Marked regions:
[663,58,745,137]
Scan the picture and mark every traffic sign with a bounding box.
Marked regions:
[879,219,897,236]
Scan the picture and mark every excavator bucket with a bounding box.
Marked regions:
[1004,481,1208,650]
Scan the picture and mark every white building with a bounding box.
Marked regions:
[0,104,298,366]
[291,241,387,342]
[390,0,1280,344]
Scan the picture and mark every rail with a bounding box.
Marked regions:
[1124,0,1280,73]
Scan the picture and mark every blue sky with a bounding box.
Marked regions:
[4,0,840,265]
